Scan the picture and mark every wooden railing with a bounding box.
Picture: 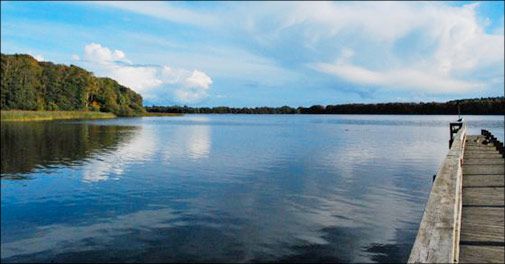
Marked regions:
[408,122,466,263]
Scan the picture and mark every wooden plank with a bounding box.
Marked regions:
[465,149,500,153]
[465,145,500,148]
[466,138,496,141]
[461,207,504,224]
[464,165,505,175]
[465,151,501,155]
[465,153,501,156]
[464,159,504,165]
[459,245,505,263]
[465,145,498,149]
[465,148,497,151]
[460,207,504,242]
[463,175,504,187]
[463,187,504,206]
[466,145,498,148]
[465,142,494,147]
[464,153,504,159]
[465,146,500,150]
[466,142,497,145]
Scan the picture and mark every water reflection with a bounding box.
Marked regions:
[1,208,178,261]
[186,125,211,159]
[1,122,137,178]
[81,126,156,182]
[162,122,211,161]
[1,115,503,263]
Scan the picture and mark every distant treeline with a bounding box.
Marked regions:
[1,54,144,116]
[146,97,505,115]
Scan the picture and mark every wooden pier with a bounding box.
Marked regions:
[409,123,505,263]
[459,134,504,263]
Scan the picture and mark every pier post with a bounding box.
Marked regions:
[449,121,463,149]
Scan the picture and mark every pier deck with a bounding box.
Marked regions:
[409,126,505,263]
[459,135,504,263]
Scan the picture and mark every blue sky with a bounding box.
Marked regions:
[1,1,504,107]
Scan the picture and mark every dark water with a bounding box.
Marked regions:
[1,115,503,263]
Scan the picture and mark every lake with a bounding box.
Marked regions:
[1,115,503,263]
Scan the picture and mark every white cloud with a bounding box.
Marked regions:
[71,54,80,61]
[288,2,503,94]
[91,1,503,96]
[313,61,481,94]
[32,54,44,61]
[83,42,129,64]
[280,2,423,43]
[92,1,219,27]
[108,66,162,94]
[174,86,208,103]
[68,2,504,99]
[158,66,213,103]
[143,46,298,88]
[78,43,213,103]
[81,43,162,93]
[184,70,212,90]
[175,70,212,103]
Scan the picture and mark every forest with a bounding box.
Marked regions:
[146,97,505,115]
[1,54,144,116]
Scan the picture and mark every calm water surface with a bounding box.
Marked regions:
[1,115,503,263]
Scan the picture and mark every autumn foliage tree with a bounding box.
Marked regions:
[1,53,144,116]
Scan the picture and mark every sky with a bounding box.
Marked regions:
[1,1,504,107]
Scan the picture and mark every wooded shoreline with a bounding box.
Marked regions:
[146,97,505,115]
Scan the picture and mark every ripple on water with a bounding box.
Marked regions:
[1,115,503,263]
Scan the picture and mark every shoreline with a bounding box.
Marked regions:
[145,112,505,116]
[0,110,116,122]
[0,110,185,122]
[2,110,502,123]
[142,112,184,117]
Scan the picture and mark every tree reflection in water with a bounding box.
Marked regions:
[0,121,138,178]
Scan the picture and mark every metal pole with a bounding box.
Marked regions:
[457,102,462,122]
